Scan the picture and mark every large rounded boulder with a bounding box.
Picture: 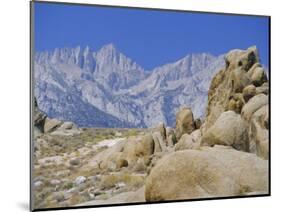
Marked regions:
[249,105,269,159]
[175,107,195,140]
[201,111,249,151]
[135,133,155,158]
[121,135,155,165]
[145,146,268,201]
[44,117,63,133]
[241,93,268,122]
[174,132,200,151]
[242,84,256,103]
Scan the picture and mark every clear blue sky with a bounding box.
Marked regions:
[34,2,269,70]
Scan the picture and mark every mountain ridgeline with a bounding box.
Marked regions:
[34,44,226,128]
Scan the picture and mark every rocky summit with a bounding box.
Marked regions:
[34,44,225,128]
[33,47,269,209]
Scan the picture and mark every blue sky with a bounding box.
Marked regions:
[34,2,269,70]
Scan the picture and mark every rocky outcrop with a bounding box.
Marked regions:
[154,122,166,140]
[33,47,269,208]
[34,98,47,137]
[204,46,268,132]
[84,122,175,174]
[88,134,154,172]
[248,105,269,159]
[145,146,268,201]
[137,134,155,158]
[166,127,177,147]
[44,118,63,133]
[240,93,269,159]
[175,133,200,151]
[256,82,269,95]
[175,107,195,140]
[89,139,127,171]
[35,97,79,137]
[201,46,269,158]
[144,46,269,203]
[241,94,268,122]
[243,84,256,103]
[152,132,166,153]
[194,118,202,129]
[57,122,75,130]
[201,111,249,151]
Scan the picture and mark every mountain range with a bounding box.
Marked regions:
[34,43,226,128]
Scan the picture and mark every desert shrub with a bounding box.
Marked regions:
[109,130,115,136]
[35,187,53,204]
[53,191,65,202]
[69,194,89,205]
[94,134,107,142]
[239,185,251,194]
[69,194,81,205]
[126,129,138,137]
[62,181,74,190]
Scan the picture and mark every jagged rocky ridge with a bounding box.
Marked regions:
[35,44,225,127]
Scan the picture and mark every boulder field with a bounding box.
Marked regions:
[33,46,269,208]
[143,46,269,201]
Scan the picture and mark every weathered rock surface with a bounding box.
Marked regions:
[201,46,269,160]
[86,134,155,171]
[57,122,74,130]
[154,122,166,140]
[249,105,269,159]
[74,176,86,185]
[87,139,126,170]
[34,98,47,137]
[175,107,195,140]
[241,94,268,122]
[166,127,177,147]
[145,147,268,201]
[116,158,129,169]
[121,137,149,165]
[247,65,267,87]
[201,111,249,151]
[204,46,267,132]
[175,133,200,151]
[190,129,202,144]
[256,82,269,95]
[44,118,63,133]
[137,133,155,157]
[194,118,202,129]
[243,84,256,102]
[152,132,166,153]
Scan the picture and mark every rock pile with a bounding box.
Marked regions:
[34,98,80,137]
[144,46,269,201]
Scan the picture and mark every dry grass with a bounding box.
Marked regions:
[126,129,138,137]
[33,127,149,208]
[69,194,82,206]
[100,173,144,190]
